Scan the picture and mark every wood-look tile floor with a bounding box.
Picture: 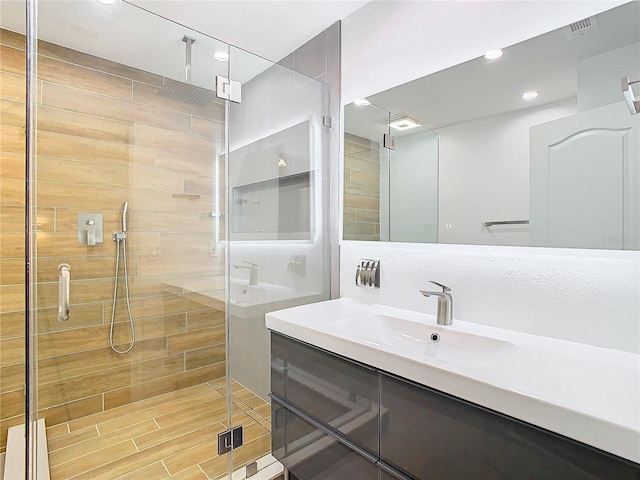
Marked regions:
[45,379,272,480]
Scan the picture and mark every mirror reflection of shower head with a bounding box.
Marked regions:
[122,201,128,233]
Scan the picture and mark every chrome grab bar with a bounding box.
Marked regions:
[57,263,71,322]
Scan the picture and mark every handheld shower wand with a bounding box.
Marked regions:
[122,201,128,234]
[110,201,135,354]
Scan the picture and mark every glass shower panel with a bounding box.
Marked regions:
[344,102,391,241]
[226,45,331,474]
[0,2,32,476]
[28,1,233,478]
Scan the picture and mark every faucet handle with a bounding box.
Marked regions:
[242,260,258,267]
[429,281,451,292]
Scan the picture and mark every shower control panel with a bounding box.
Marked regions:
[77,213,104,246]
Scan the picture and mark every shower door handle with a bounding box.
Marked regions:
[57,263,71,322]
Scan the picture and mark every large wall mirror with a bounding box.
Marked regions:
[343,1,640,250]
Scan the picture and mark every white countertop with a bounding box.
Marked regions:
[265,297,640,464]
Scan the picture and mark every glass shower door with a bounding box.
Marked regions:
[225,46,331,475]
[25,2,235,479]
[9,0,331,477]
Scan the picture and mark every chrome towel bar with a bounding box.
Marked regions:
[482,220,529,227]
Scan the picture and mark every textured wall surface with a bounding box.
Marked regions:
[0,28,226,451]
[341,241,640,353]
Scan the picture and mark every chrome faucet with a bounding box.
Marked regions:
[234,260,259,285]
[420,281,453,326]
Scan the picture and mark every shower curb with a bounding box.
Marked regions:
[3,419,50,480]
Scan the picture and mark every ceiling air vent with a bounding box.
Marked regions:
[563,16,599,40]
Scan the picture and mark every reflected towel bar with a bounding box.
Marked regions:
[482,220,529,227]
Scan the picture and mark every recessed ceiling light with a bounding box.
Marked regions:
[389,117,420,131]
[522,90,539,100]
[213,51,229,62]
[96,0,117,4]
[353,98,371,107]
[484,49,504,60]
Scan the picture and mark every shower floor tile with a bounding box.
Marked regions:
[45,379,271,480]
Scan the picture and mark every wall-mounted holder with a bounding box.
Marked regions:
[621,76,640,115]
[77,213,103,246]
[287,254,306,277]
[356,259,380,288]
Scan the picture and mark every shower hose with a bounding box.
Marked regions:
[110,236,135,354]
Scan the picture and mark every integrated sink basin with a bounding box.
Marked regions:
[330,313,513,365]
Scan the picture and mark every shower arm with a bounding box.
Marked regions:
[183,35,195,84]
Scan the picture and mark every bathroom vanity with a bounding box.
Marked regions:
[267,298,640,479]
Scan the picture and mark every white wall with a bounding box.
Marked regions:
[438,98,576,246]
[340,0,639,354]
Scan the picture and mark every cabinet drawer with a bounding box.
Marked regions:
[271,332,379,455]
[271,398,381,480]
[380,373,640,480]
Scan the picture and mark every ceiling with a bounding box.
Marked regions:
[0,0,368,87]
[128,0,368,62]
[362,1,639,131]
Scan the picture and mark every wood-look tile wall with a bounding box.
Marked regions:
[343,133,381,241]
[0,29,227,453]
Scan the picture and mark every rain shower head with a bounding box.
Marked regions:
[156,78,218,106]
[156,35,218,107]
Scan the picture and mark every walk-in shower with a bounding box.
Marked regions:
[0,1,334,478]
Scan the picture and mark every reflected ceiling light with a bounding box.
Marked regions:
[353,98,371,107]
[389,117,420,131]
[278,157,287,167]
[484,49,504,60]
[522,90,539,100]
[214,51,230,62]
[96,0,117,4]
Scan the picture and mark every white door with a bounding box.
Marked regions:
[530,101,639,250]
